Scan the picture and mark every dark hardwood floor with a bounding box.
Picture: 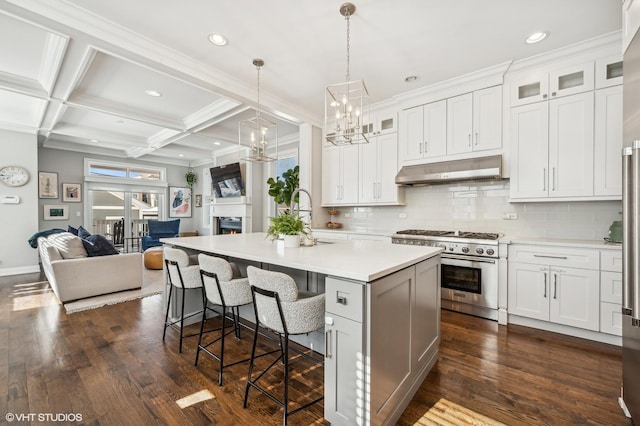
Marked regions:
[0,272,632,425]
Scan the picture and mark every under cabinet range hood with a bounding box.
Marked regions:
[395,155,503,186]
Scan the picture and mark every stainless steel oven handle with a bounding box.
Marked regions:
[442,254,497,264]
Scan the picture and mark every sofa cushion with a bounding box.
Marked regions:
[78,226,91,239]
[67,225,79,236]
[81,234,120,257]
[48,232,88,259]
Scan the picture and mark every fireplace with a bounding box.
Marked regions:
[217,217,242,234]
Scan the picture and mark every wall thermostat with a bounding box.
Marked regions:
[1,196,21,204]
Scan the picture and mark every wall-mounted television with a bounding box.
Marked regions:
[210,162,244,198]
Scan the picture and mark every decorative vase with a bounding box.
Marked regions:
[283,234,301,248]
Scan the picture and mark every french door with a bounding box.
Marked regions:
[86,184,165,252]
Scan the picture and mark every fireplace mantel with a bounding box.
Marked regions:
[210,197,251,234]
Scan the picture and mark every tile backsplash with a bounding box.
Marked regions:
[323,181,622,240]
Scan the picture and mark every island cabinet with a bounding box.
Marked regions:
[160,233,442,426]
[324,256,440,426]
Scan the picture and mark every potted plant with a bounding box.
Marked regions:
[267,165,299,209]
[266,212,306,247]
[185,166,197,189]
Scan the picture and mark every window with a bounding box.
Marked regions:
[86,159,163,182]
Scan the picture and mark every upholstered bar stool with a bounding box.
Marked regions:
[163,247,203,353]
[195,253,253,386]
[243,266,325,425]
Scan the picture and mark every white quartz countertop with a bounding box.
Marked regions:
[161,232,441,282]
[501,235,622,250]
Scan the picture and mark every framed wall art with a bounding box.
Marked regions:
[169,186,192,218]
[62,183,82,202]
[38,171,58,199]
[43,204,69,221]
[195,194,202,208]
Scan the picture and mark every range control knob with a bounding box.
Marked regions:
[476,247,484,255]
[449,246,454,251]
[486,248,495,256]
[461,246,469,253]
[438,243,447,249]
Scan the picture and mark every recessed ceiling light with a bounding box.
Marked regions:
[213,141,221,146]
[90,139,99,143]
[144,89,162,97]
[208,33,228,46]
[404,75,419,83]
[178,154,184,157]
[526,31,549,44]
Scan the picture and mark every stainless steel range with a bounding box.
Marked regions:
[392,229,500,321]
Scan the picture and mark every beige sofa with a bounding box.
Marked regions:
[38,232,143,303]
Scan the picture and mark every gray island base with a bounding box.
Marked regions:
[161,233,442,426]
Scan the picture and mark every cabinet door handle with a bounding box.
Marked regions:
[424,141,428,153]
[552,167,556,191]
[533,254,568,260]
[543,168,546,191]
[543,272,547,298]
[325,330,332,359]
[373,182,376,198]
[551,91,557,97]
[418,142,422,154]
[474,132,479,146]
[468,134,471,147]
[543,93,548,99]
[553,273,558,299]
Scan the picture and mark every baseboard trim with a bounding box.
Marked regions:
[0,264,40,277]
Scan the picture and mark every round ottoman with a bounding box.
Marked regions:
[144,247,164,270]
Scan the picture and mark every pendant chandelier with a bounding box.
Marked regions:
[325,2,370,146]
[239,59,278,162]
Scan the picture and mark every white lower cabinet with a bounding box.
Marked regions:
[324,256,440,426]
[600,249,623,336]
[508,245,600,331]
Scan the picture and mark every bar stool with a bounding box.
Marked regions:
[195,253,253,386]
[243,266,325,425]
[163,247,203,353]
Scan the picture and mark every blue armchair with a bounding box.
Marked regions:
[141,219,180,251]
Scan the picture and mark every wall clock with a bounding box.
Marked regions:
[0,165,30,187]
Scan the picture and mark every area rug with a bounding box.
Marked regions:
[414,398,506,426]
[64,268,163,314]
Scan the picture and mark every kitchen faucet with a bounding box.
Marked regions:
[291,188,312,222]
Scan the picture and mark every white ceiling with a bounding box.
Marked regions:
[0,0,622,166]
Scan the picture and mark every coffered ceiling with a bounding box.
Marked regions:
[0,0,622,166]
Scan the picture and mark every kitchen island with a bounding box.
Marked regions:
[161,232,442,426]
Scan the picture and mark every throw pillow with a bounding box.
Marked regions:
[78,226,91,239]
[81,234,120,257]
[48,232,88,259]
[67,225,79,236]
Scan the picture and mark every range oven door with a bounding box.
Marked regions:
[441,254,498,309]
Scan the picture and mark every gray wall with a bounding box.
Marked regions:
[0,130,39,276]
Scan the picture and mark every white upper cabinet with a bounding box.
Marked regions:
[359,132,402,205]
[363,107,397,137]
[321,144,359,206]
[510,62,594,107]
[548,91,595,198]
[400,100,446,162]
[447,86,502,155]
[594,85,623,197]
[595,55,623,89]
[510,91,595,199]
